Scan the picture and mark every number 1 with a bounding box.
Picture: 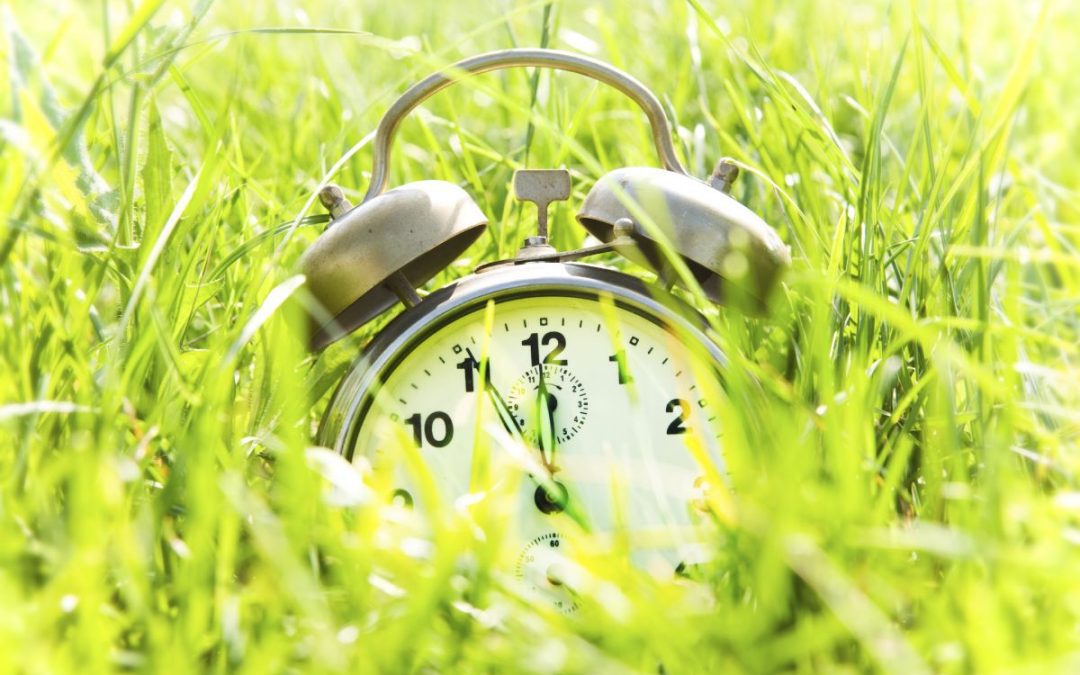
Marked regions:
[608,351,632,384]
[457,355,479,392]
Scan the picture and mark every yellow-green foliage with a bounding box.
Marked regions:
[1,0,1078,672]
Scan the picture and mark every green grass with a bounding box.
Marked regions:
[3,0,1080,671]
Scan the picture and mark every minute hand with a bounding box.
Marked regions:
[535,364,558,473]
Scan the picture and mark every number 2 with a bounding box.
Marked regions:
[665,399,689,435]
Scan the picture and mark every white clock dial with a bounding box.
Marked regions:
[350,291,725,564]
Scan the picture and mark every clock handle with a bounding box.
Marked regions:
[361,48,688,203]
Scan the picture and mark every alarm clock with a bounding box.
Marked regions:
[299,49,789,604]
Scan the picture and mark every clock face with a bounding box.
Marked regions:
[337,282,727,606]
[343,280,725,565]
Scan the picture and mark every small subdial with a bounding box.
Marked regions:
[514,532,579,613]
[506,364,589,444]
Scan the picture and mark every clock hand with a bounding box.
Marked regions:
[466,349,576,522]
[465,348,523,441]
[488,381,524,439]
[467,347,556,474]
[534,363,558,473]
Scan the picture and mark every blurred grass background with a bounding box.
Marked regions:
[2,0,1080,671]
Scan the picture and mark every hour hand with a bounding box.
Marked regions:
[467,348,520,438]
[468,348,546,465]
[488,385,523,440]
[469,348,555,468]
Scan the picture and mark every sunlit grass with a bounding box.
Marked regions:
[2,0,1079,671]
